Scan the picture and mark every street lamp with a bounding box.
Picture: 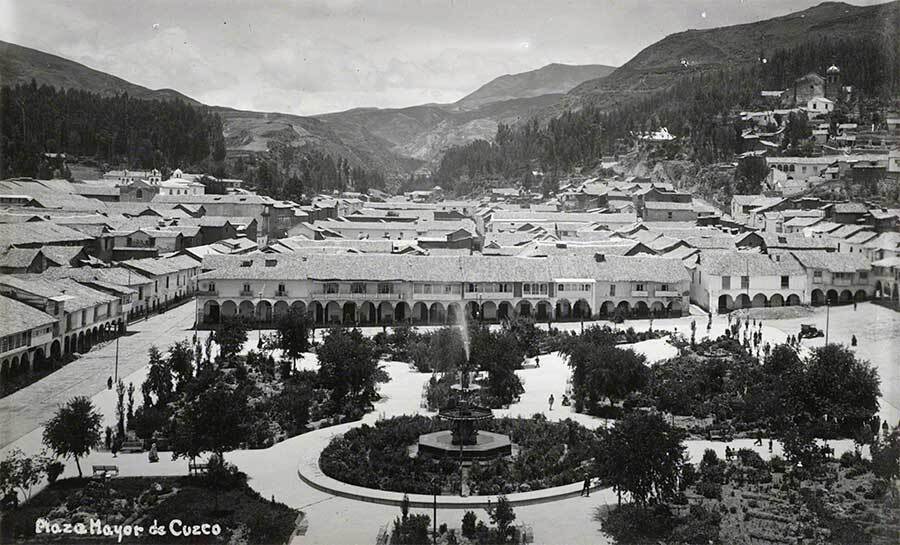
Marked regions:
[824,299,830,345]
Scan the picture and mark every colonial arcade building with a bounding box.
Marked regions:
[195,254,691,326]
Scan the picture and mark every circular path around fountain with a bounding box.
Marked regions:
[296,419,604,508]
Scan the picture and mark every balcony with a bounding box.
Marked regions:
[654,290,680,297]
[631,290,648,297]
[200,289,218,296]
[274,290,289,297]
[463,290,515,299]
[239,290,254,297]
[318,291,402,300]
[416,291,461,301]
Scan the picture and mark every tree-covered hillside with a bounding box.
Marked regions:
[434,35,900,192]
[0,80,226,179]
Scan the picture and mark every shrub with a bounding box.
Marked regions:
[45,461,65,484]
[390,514,430,545]
[462,511,477,538]
[600,503,676,544]
[696,481,722,500]
[736,448,766,469]
[768,456,786,473]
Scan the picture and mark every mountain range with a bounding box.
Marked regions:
[1,1,896,177]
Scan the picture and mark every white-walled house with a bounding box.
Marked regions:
[691,250,807,312]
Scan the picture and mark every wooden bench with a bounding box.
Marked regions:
[92,465,119,478]
[188,462,209,476]
[120,440,144,453]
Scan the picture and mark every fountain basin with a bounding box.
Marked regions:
[417,430,512,460]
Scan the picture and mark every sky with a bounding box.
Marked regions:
[0,0,888,116]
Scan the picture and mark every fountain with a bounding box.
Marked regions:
[417,341,512,460]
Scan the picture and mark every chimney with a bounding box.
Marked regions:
[594,253,605,263]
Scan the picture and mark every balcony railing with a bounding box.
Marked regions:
[239,290,254,296]
[200,289,218,296]
[318,291,402,300]
[631,290,648,297]
[274,290,289,297]
[654,290,680,297]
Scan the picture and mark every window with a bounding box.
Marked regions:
[444,285,453,294]
[667,212,673,220]
[813,270,823,283]
[498,283,511,293]
[609,284,616,297]
[423,284,433,294]
[859,271,868,280]
[635,283,644,292]
[661,284,669,292]
[558,284,565,292]
[277,283,286,294]
[378,283,393,294]
[208,282,216,293]
[265,259,277,267]
[324,283,339,294]
[467,283,478,293]
[166,277,170,288]
[781,276,789,289]
[243,283,251,293]
[351,283,366,294]
[523,284,531,294]
[722,276,731,290]
[741,276,749,289]
[240,260,252,267]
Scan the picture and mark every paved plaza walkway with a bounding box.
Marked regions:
[0,302,200,449]
[1,302,895,544]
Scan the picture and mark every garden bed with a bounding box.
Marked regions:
[319,415,600,495]
[1,476,299,545]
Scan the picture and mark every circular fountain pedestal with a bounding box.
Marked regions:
[417,429,512,460]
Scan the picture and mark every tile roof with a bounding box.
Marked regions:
[698,250,805,275]
[0,294,56,333]
[36,266,153,287]
[198,254,690,284]
[0,248,42,268]
[0,275,117,310]
[0,222,92,248]
[790,251,870,272]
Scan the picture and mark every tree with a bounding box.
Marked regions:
[143,346,174,406]
[42,397,102,478]
[470,327,524,406]
[596,412,685,507]
[0,449,49,502]
[804,344,880,438]
[216,317,248,359]
[317,328,386,412]
[276,307,310,365]
[567,342,648,414]
[486,494,516,543]
[171,377,250,461]
[870,425,900,482]
[167,340,195,389]
[734,156,769,194]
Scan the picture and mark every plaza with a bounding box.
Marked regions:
[1,299,896,545]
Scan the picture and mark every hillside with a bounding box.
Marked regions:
[454,63,615,110]
[0,40,201,106]
[561,0,900,112]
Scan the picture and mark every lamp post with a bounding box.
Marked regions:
[824,299,830,345]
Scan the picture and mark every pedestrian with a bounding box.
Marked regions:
[754,432,763,446]
[148,442,159,463]
[768,439,773,453]
[111,436,120,458]
[851,334,857,347]
[548,394,555,411]
[535,355,540,368]
[581,474,591,497]
[853,301,857,311]
[107,376,113,390]
[105,426,112,450]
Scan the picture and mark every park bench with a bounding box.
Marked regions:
[92,465,119,479]
[188,462,209,476]
[120,439,144,453]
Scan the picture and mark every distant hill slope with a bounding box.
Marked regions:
[0,40,614,172]
[0,40,201,105]
[454,63,615,110]
[562,0,900,111]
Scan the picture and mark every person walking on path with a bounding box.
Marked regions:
[853,301,858,311]
[851,334,857,347]
[148,442,159,463]
[768,439,773,453]
[111,436,120,458]
[754,432,763,446]
[535,355,540,368]
[581,474,591,497]
[548,394,555,411]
